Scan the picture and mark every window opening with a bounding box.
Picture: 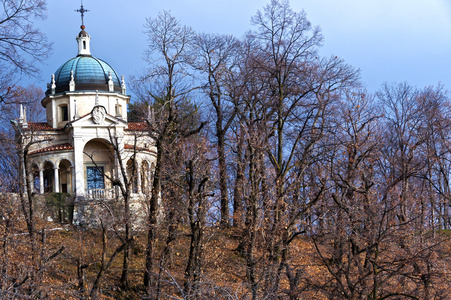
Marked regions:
[61,184,68,193]
[32,165,40,193]
[43,164,54,193]
[87,166,104,190]
[61,105,68,121]
[115,104,122,117]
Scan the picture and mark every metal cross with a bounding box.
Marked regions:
[75,0,89,25]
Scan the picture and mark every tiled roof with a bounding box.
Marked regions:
[48,56,121,95]
[26,121,145,131]
[124,143,152,152]
[126,122,147,131]
[29,143,73,155]
[26,123,62,131]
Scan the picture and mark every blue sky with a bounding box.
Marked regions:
[27,0,451,96]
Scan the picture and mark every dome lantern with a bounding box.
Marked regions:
[77,25,91,56]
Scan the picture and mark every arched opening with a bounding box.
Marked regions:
[83,139,115,198]
[126,159,137,193]
[43,161,54,193]
[31,163,40,193]
[58,159,72,193]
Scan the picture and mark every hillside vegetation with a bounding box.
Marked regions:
[2,212,450,300]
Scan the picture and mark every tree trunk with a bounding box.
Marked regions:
[144,138,162,292]
[233,125,245,228]
[120,192,130,289]
[184,160,207,296]
[217,129,229,228]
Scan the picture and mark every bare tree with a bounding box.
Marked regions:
[377,82,425,225]
[309,86,451,299]
[106,129,138,290]
[0,0,51,103]
[232,35,274,299]
[242,1,359,296]
[134,11,208,294]
[416,85,451,231]
[191,33,240,228]
[7,120,65,298]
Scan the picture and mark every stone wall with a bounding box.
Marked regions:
[0,192,148,231]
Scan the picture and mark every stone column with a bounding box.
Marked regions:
[73,137,85,196]
[39,168,44,194]
[51,100,57,128]
[137,160,142,194]
[28,171,33,193]
[23,160,27,194]
[54,167,59,193]
[70,166,75,194]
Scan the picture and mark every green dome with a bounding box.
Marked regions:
[46,55,121,95]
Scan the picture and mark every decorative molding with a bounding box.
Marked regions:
[92,106,106,124]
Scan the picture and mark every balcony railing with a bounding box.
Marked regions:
[85,188,116,199]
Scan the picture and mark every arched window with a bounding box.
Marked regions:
[127,159,137,193]
[83,139,115,198]
[59,159,72,193]
[43,161,54,193]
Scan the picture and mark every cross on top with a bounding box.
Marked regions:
[75,1,89,25]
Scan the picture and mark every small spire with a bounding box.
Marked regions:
[69,70,75,91]
[23,106,28,128]
[116,99,122,119]
[19,103,23,123]
[121,75,126,95]
[108,71,114,92]
[51,74,56,94]
[73,99,80,120]
[19,104,24,123]
[19,104,28,128]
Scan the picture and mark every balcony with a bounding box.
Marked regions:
[85,188,116,199]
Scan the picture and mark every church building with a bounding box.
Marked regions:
[14,21,155,223]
